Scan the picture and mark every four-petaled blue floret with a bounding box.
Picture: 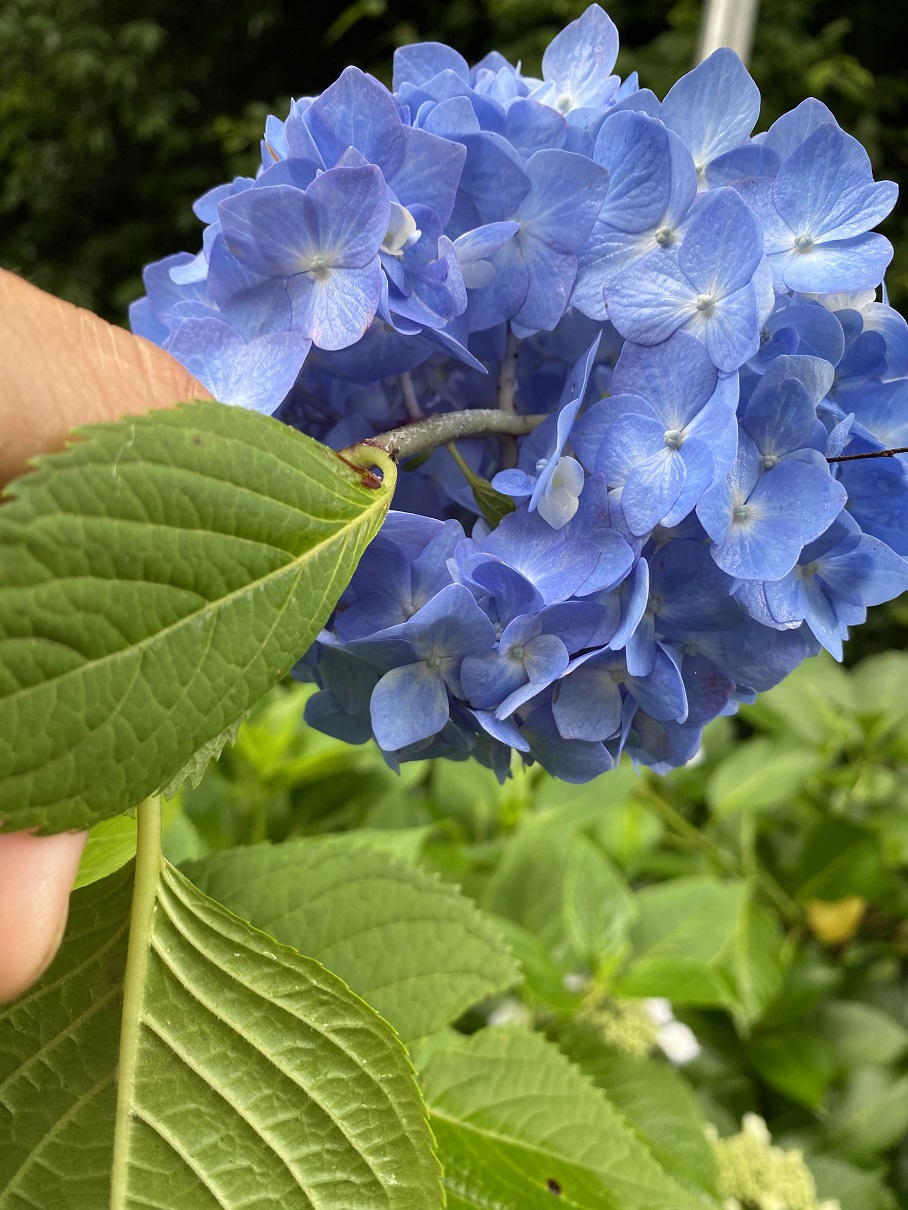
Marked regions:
[131,5,908,783]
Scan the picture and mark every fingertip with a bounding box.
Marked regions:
[0,828,88,1003]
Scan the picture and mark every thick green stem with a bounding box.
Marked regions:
[110,796,162,1207]
[637,780,801,924]
[342,408,547,464]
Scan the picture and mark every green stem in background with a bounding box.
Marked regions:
[497,327,519,415]
[497,327,520,468]
[446,441,474,481]
[342,409,546,465]
[397,371,423,421]
[110,796,162,1207]
[637,780,801,925]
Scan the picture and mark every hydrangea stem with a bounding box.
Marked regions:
[341,407,547,464]
[637,779,801,924]
[497,328,520,467]
[397,371,423,421]
[497,327,519,414]
[827,445,908,463]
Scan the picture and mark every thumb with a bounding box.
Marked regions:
[0,267,211,485]
[0,830,88,1001]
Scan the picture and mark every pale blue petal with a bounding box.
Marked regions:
[706,143,780,187]
[780,233,893,294]
[818,535,908,606]
[743,377,818,456]
[773,124,898,240]
[512,239,577,332]
[626,651,688,722]
[392,42,469,90]
[492,468,537,497]
[523,633,569,683]
[678,187,763,296]
[697,283,760,373]
[763,98,837,160]
[661,436,715,527]
[471,560,544,623]
[606,248,693,345]
[505,99,567,160]
[386,125,466,225]
[660,48,760,168]
[371,662,449,750]
[608,557,649,651]
[552,660,623,741]
[287,261,383,350]
[593,111,672,231]
[764,570,810,624]
[470,708,531,751]
[306,66,407,175]
[461,650,528,709]
[520,149,610,252]
[523,704,615,781]
[541,3,619,102]
[612,329,717,428]
[622,448,686,535]
[458,130,530,222]
[802,577,846,660]
[595,412,665,485]
[207,237,292,340]
[166,318,309,413]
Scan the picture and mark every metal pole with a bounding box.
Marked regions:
[696,0,760,65]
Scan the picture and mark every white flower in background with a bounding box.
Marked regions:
[487,996,532,1028]
[644,997,701,1064]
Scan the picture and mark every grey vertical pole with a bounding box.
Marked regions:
[696,0,760,64]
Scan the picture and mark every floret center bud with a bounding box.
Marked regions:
[654,226,674,246]
[663,428,684,450]
[695,294,716,313]
[794,232,814,253]
[535,457,549,472]
[306,256,331,282]
[761,453,779,469]
[425,655,442,670]
[801,561,819,577]
[732,503,751,522]
[509,644,525,660]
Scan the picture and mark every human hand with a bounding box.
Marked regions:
[0,268,210,1001]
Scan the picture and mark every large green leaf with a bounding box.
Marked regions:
[0,833,442,1208]
[419,1028,717,1210]
[185,836,519,1043]
[0,402,395,831]
[559,1029,720,1202]
[614,876,783,1024]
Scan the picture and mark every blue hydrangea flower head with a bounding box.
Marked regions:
[131,4,908,782]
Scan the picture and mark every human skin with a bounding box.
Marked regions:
[0,268,210,1002]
